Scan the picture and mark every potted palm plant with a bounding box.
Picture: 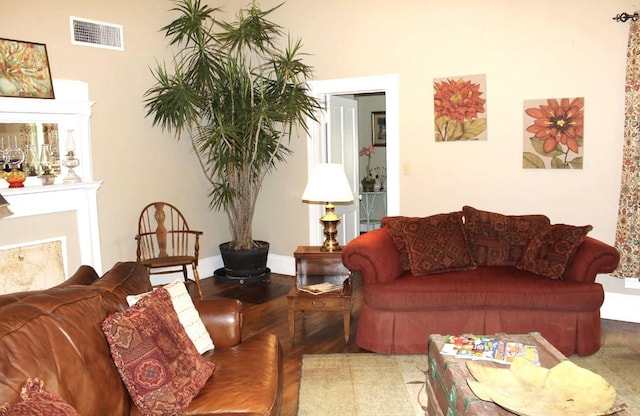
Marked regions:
[144,0,319,282]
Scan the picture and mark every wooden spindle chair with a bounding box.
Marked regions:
[135,202,203,298]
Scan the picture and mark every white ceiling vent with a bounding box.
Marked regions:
[70,16,123,51]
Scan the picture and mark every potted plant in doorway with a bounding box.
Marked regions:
[144,0,319,283]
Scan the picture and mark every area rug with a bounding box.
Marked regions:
[569,346,640,415]
[298,348,640,416]
[215,282,290,304]
[298,354,428,416]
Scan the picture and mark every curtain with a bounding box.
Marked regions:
[614,14,640,279]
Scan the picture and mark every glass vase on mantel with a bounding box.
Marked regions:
[361,176,375,192]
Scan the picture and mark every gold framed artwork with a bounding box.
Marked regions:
[371,111,386,147]
[0,38,54,99]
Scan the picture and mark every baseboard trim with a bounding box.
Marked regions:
[149,253,295,286]
[601,291,640,323]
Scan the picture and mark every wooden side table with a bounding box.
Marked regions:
[287,246,352,344]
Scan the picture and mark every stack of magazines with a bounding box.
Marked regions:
[297,282,343,295]
[439,335,540,365]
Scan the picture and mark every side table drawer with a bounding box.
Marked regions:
[291,295,348,310]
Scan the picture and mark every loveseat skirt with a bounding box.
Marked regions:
[356,302,601,356]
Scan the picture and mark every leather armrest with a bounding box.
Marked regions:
[195,298,243,348]
[342,228,403,284]
[562,236,620,282]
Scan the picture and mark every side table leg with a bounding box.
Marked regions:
[288,304,295,345]
[343,307,350,344]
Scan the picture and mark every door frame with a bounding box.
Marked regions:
[307,74,400,245]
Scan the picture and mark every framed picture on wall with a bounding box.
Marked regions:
[0,38,54,99]
[371,111,386,147]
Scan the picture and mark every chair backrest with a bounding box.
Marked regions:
[136,202,197,261]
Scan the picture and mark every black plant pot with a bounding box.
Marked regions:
[215,241,270,284]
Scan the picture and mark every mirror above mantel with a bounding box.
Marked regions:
[0,122,61,177]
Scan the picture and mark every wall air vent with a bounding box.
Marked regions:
[70,16,123,51]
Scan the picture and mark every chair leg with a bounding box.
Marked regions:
[191,264,203,299]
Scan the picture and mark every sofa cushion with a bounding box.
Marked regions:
[403,212,476,275]
[462,206,550,267]
[102,288,214,416]
[380,216,415,270]
[521,224,593,279]
[363,266,604,312]
[126,280,215,354]
[0,378,80,416]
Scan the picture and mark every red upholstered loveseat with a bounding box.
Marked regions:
[342,206,620,357]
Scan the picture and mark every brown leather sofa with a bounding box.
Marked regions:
[342,208,620,357]
[0,261,282,415]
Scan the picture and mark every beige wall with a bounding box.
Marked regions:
[3,1,640,307]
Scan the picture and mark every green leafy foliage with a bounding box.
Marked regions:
[434,117,486,141]
[525,137,583,169]
[144,0,319,250]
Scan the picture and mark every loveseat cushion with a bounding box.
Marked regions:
[522,224,593,279]
[363,266,604,312]
[462,206,550,267]
[403,212,476,275]
[102,288,214,416]
[380,216,415,270]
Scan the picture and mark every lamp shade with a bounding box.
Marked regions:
[302,163,354,203]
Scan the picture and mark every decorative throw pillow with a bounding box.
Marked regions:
[403,212,476,275]
[0,378,80,416]
[521,224,593,279]
[380,216,417,271]
[102,288,215,416]
[462,205,551,267]
[127,279,215,354]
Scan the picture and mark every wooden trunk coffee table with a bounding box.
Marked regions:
[426,332,630,416]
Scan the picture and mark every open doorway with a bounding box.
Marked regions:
[307,74,399,247]
[351,92,387,234]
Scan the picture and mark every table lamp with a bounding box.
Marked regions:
[302,163,354,252]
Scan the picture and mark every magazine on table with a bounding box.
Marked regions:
[297,282,343,295]
[439,335,540,365]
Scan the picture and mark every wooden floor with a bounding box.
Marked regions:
[192,272,640,416]
[193,273,365,416]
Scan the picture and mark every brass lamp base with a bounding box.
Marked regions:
[320,203,341,252]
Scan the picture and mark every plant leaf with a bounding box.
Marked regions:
[523,152,545,169]
[461,118,487,140]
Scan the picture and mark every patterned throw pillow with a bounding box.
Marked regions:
[462,205,551,267]
[102,288,215,416]
[0,378,80,416]
[381,216,417,271]
[521,224,593,279]
[403,212,476,275]
[127,279,215,354]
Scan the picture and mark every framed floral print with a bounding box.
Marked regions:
[0,38,54,99]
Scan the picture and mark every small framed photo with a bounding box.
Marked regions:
[371,111,386,147]
[0,38,54,99]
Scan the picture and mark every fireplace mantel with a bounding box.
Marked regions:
[0,80,103,275]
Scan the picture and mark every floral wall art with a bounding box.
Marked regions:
[523,97,584,169]
[433,74,487,141]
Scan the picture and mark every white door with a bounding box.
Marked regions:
[307,75,400,246]
[327,95,359,246]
